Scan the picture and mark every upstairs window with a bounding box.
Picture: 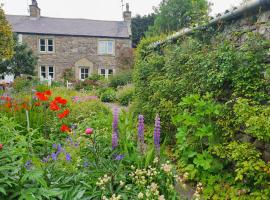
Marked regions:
[98,40,114,55]
[39,38,54,53]
[80,67,89,80]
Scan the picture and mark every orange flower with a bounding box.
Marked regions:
[60,124,70,132]
[36,92,48,101]
[44,90,52,96]
[58,109,70,119]
[50,101,60,111]
[54,97,67,105]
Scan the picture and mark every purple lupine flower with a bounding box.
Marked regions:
[138,115,145,154]
[112,108,119,149]
[52,144,57,149]
[154,114,161,156]
[25,160,32,170]
[57,144,63,153]
[51,152,58,161]
[112,108,119,136]
[115,154,125,161]
[65,153,71,162]
[112,132,118,149]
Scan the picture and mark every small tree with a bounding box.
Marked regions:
[146,0,209,36]
[131,14,156,47]
[0,5,14,60]
[0,35,37,77]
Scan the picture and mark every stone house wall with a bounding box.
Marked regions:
[21,34,132,80]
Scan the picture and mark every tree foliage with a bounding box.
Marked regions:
[131,14,155,47]
[146,0,209,36]
[0,35,37,77]
[0,6,14,60]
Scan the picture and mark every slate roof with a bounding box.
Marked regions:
[6,15,130,39]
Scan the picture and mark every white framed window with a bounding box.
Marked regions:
[80,67,90,80]
[99,68,114,79]
[40,65,55,80]
[39,38,54,53]
[98,40,114,55]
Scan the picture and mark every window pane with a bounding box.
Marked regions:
[85,69,89,73]
[100,69,106,75]
[41,66,46,72]
[48,66,54,72]
[40,39,46,52]
[107,42,113,54]
[48,45,54,52]
[81,68,85,74]
[81,74,84,80]
[99,41,106,54]
[48,39,54,52]
[48,39,53,45]
[40,39,45,45]
[108,69,113,74]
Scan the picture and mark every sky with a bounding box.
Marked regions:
[1,0,243,21]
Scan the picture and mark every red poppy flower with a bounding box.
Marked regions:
[50,102,60,111]
[0,144,3,150]
[36,92,48,101]
[58,109,70,119]
[54,97,67,105]
[60,124,71,132]
[44,90,52,96]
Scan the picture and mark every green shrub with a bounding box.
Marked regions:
[35,84,50,92]
[116,84,134,106]
[109,70,132,88]
[13,76,32,92]
[100,88,116,102]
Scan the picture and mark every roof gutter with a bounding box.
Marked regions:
[151,0,270,48]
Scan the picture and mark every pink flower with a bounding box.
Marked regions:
[85,128,93,135]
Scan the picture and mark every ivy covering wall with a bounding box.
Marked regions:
[133,26,270,198]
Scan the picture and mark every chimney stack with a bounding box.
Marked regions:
[29,0,40,18]
[123,3,132,36]
[123,3,131,22]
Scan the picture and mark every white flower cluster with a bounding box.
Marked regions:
[137,183,166,200]
[129,165,159,185]
[102,194,121,200]
[161,161,172,174]
[193,182,203,200]
[96,174,111,190]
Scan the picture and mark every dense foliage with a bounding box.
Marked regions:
[133,31,270,198]
[146,0,209,36]
[131,14,156,47]
[0,6,14,60]
[0,35,37,76]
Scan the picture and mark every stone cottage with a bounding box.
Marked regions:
[6,0,132,81]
